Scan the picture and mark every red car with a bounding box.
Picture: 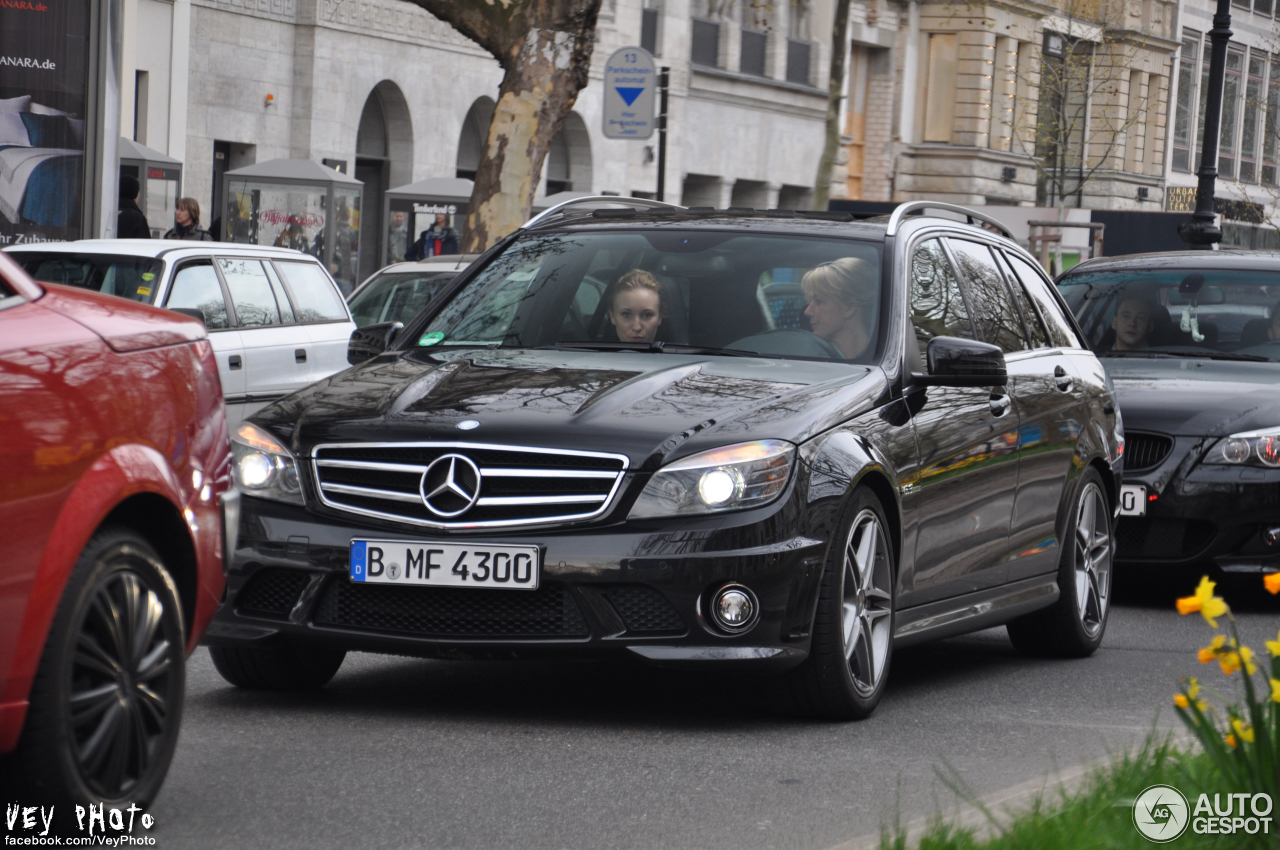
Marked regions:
[0,251,233,808]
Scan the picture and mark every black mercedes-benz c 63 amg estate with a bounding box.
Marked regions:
[205,199,1122,719]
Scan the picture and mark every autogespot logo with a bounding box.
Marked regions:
[1133,784,1191,843]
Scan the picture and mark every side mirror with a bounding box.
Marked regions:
[170,307,206,326]
[914,336,1007,387]
[348,321,404,365]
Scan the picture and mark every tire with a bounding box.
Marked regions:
[209,643,345,691]
[15,526,186,810]
[785,486,895,720]
[1007,466,1113,658]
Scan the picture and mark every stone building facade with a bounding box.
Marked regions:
[119,0,840,267]
[837,0,1182,213]
[1163,0,1280,246]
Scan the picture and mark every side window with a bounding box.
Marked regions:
[274,261,348,322]
[946,238,1027,353]
[993,250,1050,348]
[263,261,295,323]
[910,238,974,361]
[217,258,280,328]
[165,262,229,329]
[1005,253,1081,349]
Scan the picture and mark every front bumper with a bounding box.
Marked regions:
[1118,436,1280,571]
[204,493,827,672]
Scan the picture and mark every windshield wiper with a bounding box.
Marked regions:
[1155,348,1272,363]
[539,341,758,357]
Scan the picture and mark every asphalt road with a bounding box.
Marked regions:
[148,579,1280,850]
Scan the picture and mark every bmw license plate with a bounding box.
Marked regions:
[1119,484,1147,517]
[350,539,540,590]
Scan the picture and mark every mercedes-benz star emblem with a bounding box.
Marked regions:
[420,454,482,517]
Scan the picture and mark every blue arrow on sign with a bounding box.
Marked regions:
[615,87,645,106]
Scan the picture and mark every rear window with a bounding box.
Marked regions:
[274,261,348,322]
[349,271,455,328]
[9,253,164,304]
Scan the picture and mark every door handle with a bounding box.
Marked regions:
[228,354,242,370]
[1053,365,1073,392]
[989,393,1011,417]
[295,348,307,364]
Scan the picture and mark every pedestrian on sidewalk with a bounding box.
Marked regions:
[164,198,215,241]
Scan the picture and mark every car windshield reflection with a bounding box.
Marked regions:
[411,231,885,362]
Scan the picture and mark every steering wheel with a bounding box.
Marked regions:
[726,329,846,359]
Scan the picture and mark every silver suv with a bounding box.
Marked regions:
[6,240,356,427]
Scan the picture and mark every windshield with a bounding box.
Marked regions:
[10,253,165,304]
[349,271,457,328]
[413,230,884,362]
[1058,268,1280,361]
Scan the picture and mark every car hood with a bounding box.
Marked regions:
[38,283,205,352]
[1104,356,1280,437]
[255,348,887,468]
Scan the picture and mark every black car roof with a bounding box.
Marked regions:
[1064,250,1280,276]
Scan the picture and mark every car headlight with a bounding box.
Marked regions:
[231,422,304,503]
[628,440,796,519]
[1204,427,1280,469]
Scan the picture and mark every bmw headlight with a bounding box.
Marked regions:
[628,440,796,519]
[1205,427,1280,469]
[231,422,304,503]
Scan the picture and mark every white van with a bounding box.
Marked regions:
[6,240,356,427]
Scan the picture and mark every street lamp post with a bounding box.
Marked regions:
[1178,0,1233,246]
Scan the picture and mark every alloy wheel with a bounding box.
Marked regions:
[1074,482,1112,638]
[67,569,177,798]
[841,509,893,697]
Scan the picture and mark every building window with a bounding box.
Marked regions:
[1257,0,1274,17]
[1220,46,1244,179]
[641,4,660,56]
[691,18,720,67]
[1265,57,1280,186]
[1241,52,1265,182]
[923,33,958,143]
[741,29,766,76]
[786,39,811,84]
[785,0,811,85]
[1173,32,1199,172]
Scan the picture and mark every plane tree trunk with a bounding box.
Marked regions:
[410,0,604,251]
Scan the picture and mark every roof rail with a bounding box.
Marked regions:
[523,196,685,229]
[885,201,1014,240]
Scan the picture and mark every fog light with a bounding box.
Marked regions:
[1265,526,1280,547]
[710,584,759,634]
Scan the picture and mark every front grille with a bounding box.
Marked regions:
[1116,518,1216,561]
[238,568,311,618]
[603,587,686,633]
[1124,432,1173,472]
[313,581,590,639]
[312,442,629,529]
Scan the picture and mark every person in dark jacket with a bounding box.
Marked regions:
[406,213,460,260]
[163,197,214,241]
[117,175,151,238]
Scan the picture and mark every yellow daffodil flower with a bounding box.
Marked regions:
[1240,645,1258,675]
[1173,694,1189,709]
[1175,576,1229,627]
[1219,651,1242,676]
[1199,635,1228,665]
[1187,678,1201,699]
[1271,679,1280,704]
[1266,630,1280,658]
[1232,718,1255,743]
[1265,572,1280,595]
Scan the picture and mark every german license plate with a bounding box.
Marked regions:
[350,539,540,589]
[1119,484,1147,516]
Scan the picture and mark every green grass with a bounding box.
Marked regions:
[879,735,1277,850]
